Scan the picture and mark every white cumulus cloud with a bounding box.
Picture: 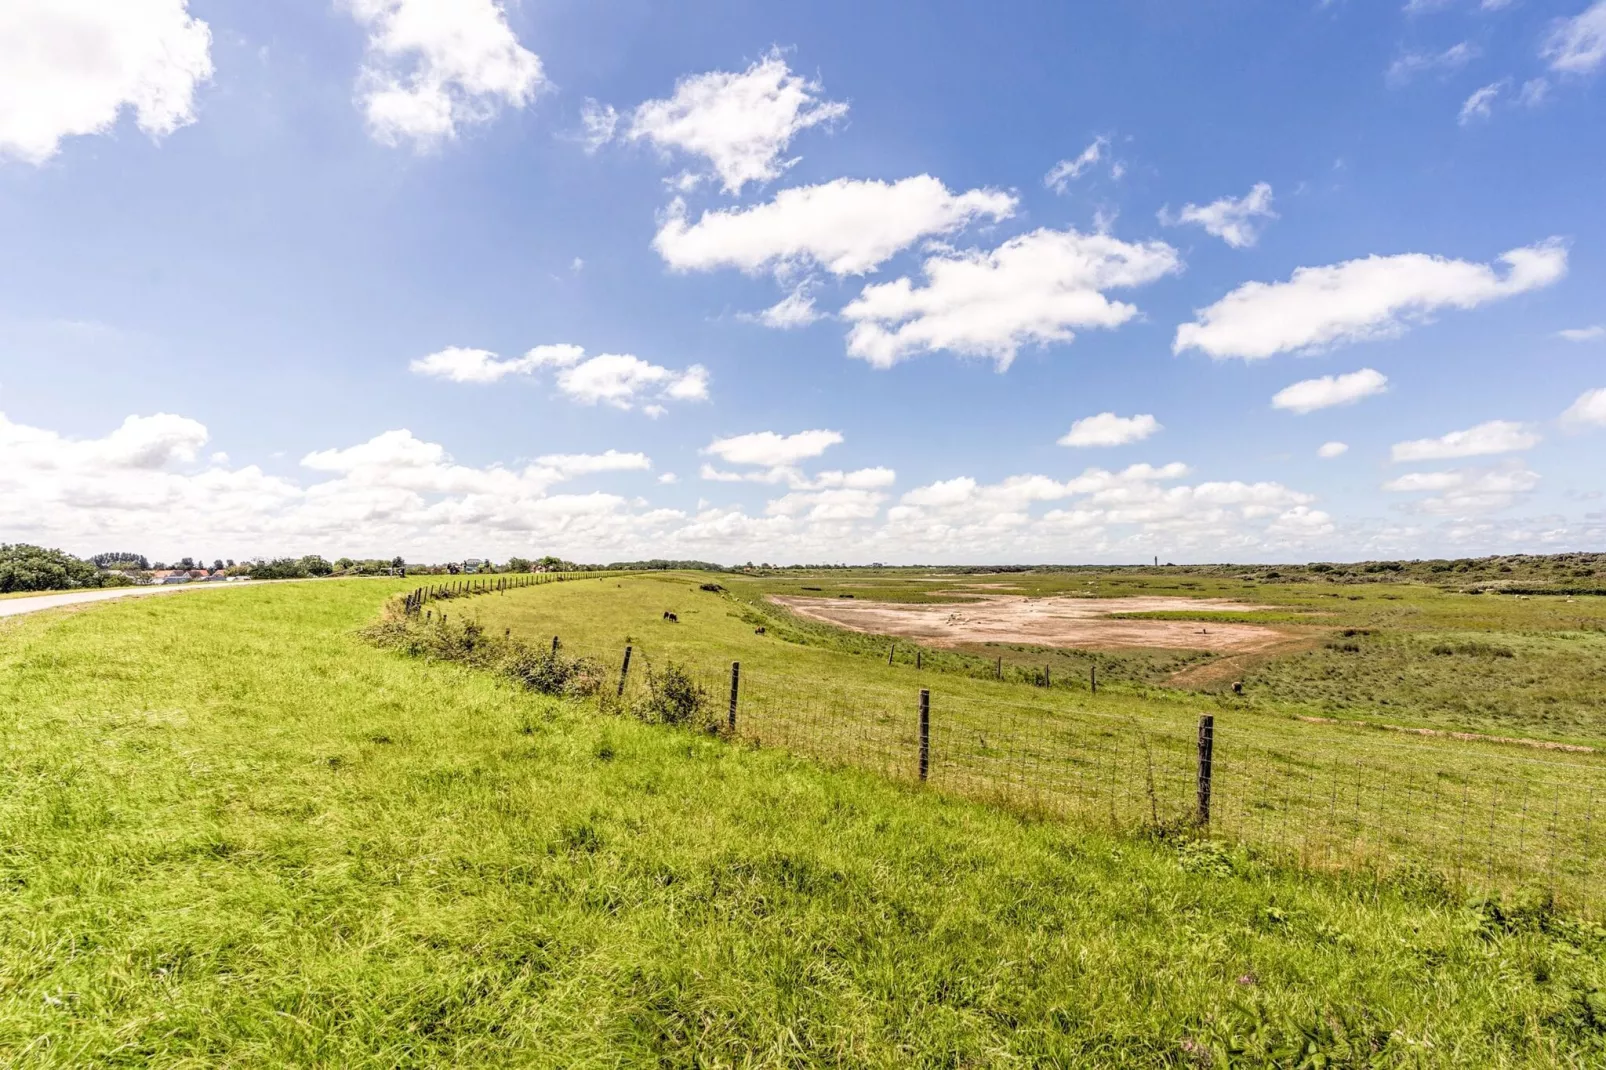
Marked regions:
[1383,461,1540,514]
[1561,387,1606,429]
[0,0,213,164]
[1160,183,1276,248]
[1272,368,1389,414]
[410,344,706,411]
[1544,0,1606,73]
[843,228,1183,369]
[1058,413,1162,448]
[1558,325,1605,342]
[1390,419,1540,461]
[624,49,847,194]
[704,429,843,468]
[1317,442,1350,458]
[1174,239,1567,360]
[652,176,1017,278]
[346,0,544,150]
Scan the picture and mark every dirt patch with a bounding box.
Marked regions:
[770,594,1296,654]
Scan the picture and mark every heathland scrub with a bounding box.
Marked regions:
[2,580,1604,1065]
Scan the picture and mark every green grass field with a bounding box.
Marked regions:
[4,578,1606,1064]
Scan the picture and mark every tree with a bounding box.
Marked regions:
[212,559,224,571]
[506,556,532,573]
[0,544,106,593]
[179,557,195,570]
[91,552,150,570]
[300,555,334,577]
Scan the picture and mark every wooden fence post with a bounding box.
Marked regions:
[1091,664,1097,695]
[1044,665,1051,688]
[888,642,895,666]
[728,662,740,733]
[617,646,633,697]
[551,635,560,654]
[916,650,922,670]
[1196,714,1215,828]
[918,689,930,782]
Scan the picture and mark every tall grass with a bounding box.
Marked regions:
[2,580,1604,1065]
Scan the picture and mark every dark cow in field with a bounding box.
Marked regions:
[663,611,678,622]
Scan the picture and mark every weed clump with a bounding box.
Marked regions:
[1430,641,1516,658]
[363,604,602,697]
[629,661,720,734]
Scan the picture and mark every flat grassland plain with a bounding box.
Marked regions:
[3,575,1605,1065]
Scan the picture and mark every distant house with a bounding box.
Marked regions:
[152,571,191,585]
[464,558,484,573]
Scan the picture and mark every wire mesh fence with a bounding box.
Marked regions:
[399,582,1606,918]
[617,652,1606,917]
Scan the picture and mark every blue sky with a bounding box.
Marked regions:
[2,0,1603,564]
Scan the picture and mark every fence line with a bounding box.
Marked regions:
[407,581,1606,917]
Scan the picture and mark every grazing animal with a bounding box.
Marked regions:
[663,611,678,622]
[754,626,766,635]
[1232,681,1244,695]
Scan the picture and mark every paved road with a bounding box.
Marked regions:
[0,582,265,619]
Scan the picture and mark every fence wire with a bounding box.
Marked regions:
[409,583,1606,918]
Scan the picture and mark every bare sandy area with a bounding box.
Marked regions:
[770,594,1292,653]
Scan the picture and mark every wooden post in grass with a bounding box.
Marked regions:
[1196,714,1215,828]
[728,662,740,733]
[551,635,560,654]
[916,649,922,670]
[918,689,930,782]
[617,645,632,697]
[888,642,895,666]
[1091,664,1097,695]
[1045,665,1051,688]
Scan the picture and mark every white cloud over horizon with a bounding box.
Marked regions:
[652,176,1017,278]
[1174,240,1567,360]
[347,0,544,150]
[0,0,214,164]
[1383,461,1541,514]
[842,227,1183,369]
[7,408,1597,564]
[1272,368,1389,414]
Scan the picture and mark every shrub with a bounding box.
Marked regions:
[632,662,717,732]
[508,649,604,698]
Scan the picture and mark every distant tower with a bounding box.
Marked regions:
[1154,555,1158,567]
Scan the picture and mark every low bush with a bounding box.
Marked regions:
[631,661,716,731]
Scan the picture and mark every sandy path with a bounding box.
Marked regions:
[0,581,269,619]
[770,594,1292,653]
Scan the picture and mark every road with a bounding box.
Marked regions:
[0,582,265,619]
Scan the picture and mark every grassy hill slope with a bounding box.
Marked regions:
[1,580,1603,1066]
